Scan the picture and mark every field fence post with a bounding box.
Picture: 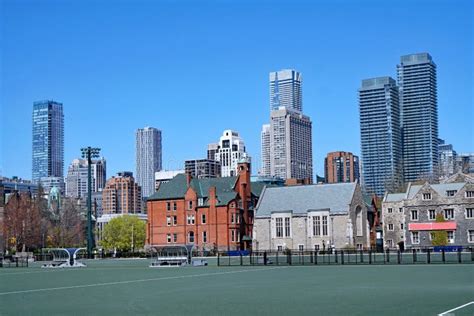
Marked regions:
[276,251,279,265]
[335,250,338,264]
[471,247,474,262]
[341,250,344,265]
[369,250,372,264]
[427,249,430,264]
[315,251,318,265]
[457,248,461,263]
[397,250,401,264]
[413,249,417,263]
[360,250,363,263]
[442,249,445,263]
[217,252,220,266]
[386,248,390,263]
[240,252,243,266]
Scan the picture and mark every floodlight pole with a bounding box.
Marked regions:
[81,146,101,258]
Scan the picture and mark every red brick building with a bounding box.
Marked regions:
[147,161,262,251]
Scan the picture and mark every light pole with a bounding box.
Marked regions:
[81,147,101,258]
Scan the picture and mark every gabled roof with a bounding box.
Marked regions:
[256,182,357,217]
[407,182,466,199]
[148,174,188,200]
[385,193,406,203]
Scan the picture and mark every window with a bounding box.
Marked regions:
[314,245,320,251]
[430,232,435,240]
[276,218,283,237]
[173,216,177,226]
[236,214,240,224]
[388,224,394,231]
[388,208,393,213]
[201,214,206,224]
[422,193,431,200]
[188,200,193,210]
[411,210,418,221]
[401,223,404,229]
[167,234,171,243]
[284,217,291,237]
[166,202,171,211]
[166,216,171,226]
[231,213,235,223]
[313,216,321,236]
[277,245,283,251]
[356,244,363,250]
[202,231,207,243]
[198,198,204,206]
[447,231,454,244]
[386,240,393,248]
[468,230,474,243]
[188,231,194,243]
[298,245,304,251]
[187,214,195,225]
[322,216,328,236]
[466,208,474,219]
[446,190,457,197]
[399,208,403,213]
[429,210,436,220]
[444,209,454,220]
[466,191,474,198]
[411,232,420,244]
[173,233,177,243]
[173,202,177,211]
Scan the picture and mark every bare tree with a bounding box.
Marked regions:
[48,198,85,248]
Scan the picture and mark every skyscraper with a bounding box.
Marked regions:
[398,53,438,182]
[260,124,271,177]
[359,77,402,196]
[32,100,64,183]
[136,127,162,198]
[207,143,219,161]
[438,139,457,180]
[325,151,360,183]
[102,172,142,214]
[213,130,248,177]
[269,69,302,112]
[65,158,107,199]
[184,159,221,179]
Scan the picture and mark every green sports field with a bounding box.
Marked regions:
[1,259,473,315]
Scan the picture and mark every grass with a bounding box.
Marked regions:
[1,258,473,315]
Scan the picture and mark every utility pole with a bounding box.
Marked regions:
[81,147,101,258]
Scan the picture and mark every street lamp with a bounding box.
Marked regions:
[81,147,101,258]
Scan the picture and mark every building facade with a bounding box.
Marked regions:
[359,77,402,196]
[184,159,221,179]
[147,161,260,251]
[253,182,370,251]
[32,100,64,183]
[102,172,142,214]
[270,69,302,112]
[207,143,219,161]
[155,170,185,191]
[382,174,474,249]
[398,53,439,182]
[212,130,248,177]
[136,127,162,198]
[456,153,474,174]
[65,158,107,199]
[324,151,360,183]
[260,124,271,177]
[438,139,457,180]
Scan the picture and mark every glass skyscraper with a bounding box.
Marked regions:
[269,69,302,112]
[398,53,438,182]
[359,77,402,196]
[136,127,162,198]
[32,100,64,183]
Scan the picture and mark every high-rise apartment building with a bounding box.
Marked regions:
[32,100,64,183]
[207,143,219,161]
[136,127,162,198]
[260,124,271,177]
[212,130,248,177]
[325,151,360,183]
[102,172,142,214]
[185,159,221,179]
[359,77,402,196]
[270,108,313,182]
[457,153,474,174]
[270,69,302,112]
[65,158,107,199]
[398,53,438,182]
[438,139,457,180]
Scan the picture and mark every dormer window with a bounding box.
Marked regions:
[446,190,457,197]
[198,198,204,206]
[422,193,431,200]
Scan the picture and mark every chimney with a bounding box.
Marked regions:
[186,172,192,186]
[209,186,217,206]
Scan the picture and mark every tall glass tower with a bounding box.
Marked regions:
[269,69,302,112]
[136,127,162,198]
[32,100,64,182]
[359,77,402,196]
[398,53,438,182]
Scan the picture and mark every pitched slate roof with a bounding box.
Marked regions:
[256,182,357,217]
[148,174,189,200]
[385,193,406,202]
[407,182,467,199]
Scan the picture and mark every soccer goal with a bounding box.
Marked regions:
[41,248,87,268]
[149,245,208,268]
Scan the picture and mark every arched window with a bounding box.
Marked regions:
[355,206,363,236]
[188,231,195,243]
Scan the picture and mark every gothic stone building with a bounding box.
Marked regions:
[253,182,370,251]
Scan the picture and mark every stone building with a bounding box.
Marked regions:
[253,182,370,251]
[382,173,474,249]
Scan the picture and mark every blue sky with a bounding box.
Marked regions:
[1,0,473,179]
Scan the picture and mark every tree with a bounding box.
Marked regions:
[100,215,146,252]
[47,198,85,248]
[431,213,448,246]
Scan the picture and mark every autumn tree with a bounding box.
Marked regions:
[100,215,146,252]
[431,213,448,246]
[48,198,85,248]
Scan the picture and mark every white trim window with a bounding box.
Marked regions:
[188,231,195,243]
[446,190,457,197]
[322,216,328,236]
[187,215,195,225]
[386,239,393,248]
[444,209,454,220]
[429,210,436,220]
[447,231,455,244]
[188,200,193,210]
[202,231,207,243]
[388,208,393,213]
[388,224,394,231]
[466,191,474,198]
[466,208,473,219]
[313,216,321,236]
[167,233,171,243]
[173,233,177,243]
[173,216,177,226]
[201,214,207,224]
[284,217,291,237]
[411,231,420,244]
[411,210,418,221]
[468,230,474,243]
[166,216,171,226]
[422,193,431,200]
[275,218,283,238]
[298,245,304,251]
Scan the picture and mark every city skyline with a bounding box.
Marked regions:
[2,1,473,180]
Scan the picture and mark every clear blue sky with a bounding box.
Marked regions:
[1,0,473,180]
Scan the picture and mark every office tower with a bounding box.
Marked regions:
[207,143,219,161]
[398,53,438,182]
[32,100,64,183]
[270,108,313,182]
[359,77,402,196]
[260,124,271,177]
[214,130,248,177]
[102,172,142,214]
[136,127,162,198]
[269,69,302,112]
[185,159,221,179]
[438,139,457,179]
[65,158,107,199]
[456,153,474,174]
[325,151,360,183]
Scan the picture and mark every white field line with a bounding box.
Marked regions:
[438,301,474,315]
[0,266,287,296]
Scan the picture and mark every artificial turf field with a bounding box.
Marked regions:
[1,259,473,315]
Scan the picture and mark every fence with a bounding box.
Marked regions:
[217,247,474,266]
[0,255,29,268]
